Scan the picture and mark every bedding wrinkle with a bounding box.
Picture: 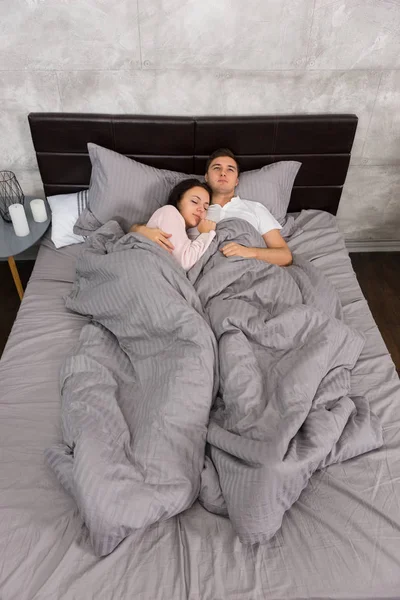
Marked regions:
[188,219,382,545]
[46,220,218,556]
[2,208,400,598]
[44,217,383,555]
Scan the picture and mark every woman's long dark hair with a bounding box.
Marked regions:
[167,178,212,210]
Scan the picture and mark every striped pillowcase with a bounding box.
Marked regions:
[74,144,195,236]
[236,161,301,226]
[73,143,301,237]
[77,189,89,217]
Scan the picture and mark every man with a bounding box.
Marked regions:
[131,149,292,266]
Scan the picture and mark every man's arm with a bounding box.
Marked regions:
[220,229,292,266]
[257,229,292,266]
[129,223,174,252]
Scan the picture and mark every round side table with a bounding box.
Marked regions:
[0,197,51,301]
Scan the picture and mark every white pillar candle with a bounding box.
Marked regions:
[30,198,48,223]
[9,203,30,237]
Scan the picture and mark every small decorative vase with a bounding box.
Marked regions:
[0,171,25,222]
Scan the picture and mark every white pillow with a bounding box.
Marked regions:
[47,190,88,248]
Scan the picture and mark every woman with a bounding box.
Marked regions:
[141,179,216,271]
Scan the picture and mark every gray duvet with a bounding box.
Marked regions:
[45,218,382,557]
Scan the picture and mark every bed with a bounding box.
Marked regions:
[1,113,399,600]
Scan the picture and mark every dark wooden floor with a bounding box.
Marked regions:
[1,260,35,357]
[350,252,400,372]
[0,255,399,372]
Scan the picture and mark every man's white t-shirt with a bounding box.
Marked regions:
[206,196,281,236]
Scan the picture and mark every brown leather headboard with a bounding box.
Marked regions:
[28,113,358,215]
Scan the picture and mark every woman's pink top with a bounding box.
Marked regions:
[146,205,216,271]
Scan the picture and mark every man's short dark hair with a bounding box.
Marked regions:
[205,148,240,175]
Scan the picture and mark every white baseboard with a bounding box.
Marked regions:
[345,240,400,252]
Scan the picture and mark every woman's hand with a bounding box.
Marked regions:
[129,224,174,253]
[198,219,216,234]
[220,243,257,259]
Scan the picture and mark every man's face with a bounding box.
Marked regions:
[205,156,239,196]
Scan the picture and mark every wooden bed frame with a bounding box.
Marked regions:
[28,113,358,215]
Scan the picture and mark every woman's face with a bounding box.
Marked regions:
[177,186,210,228]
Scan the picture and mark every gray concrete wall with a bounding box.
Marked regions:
[1,0,399,241]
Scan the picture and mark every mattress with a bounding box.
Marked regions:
[1,210,399,600]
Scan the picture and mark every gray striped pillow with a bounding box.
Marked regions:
[73,144,301,237]
[73,144,194,236]
[236,161,301,226]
